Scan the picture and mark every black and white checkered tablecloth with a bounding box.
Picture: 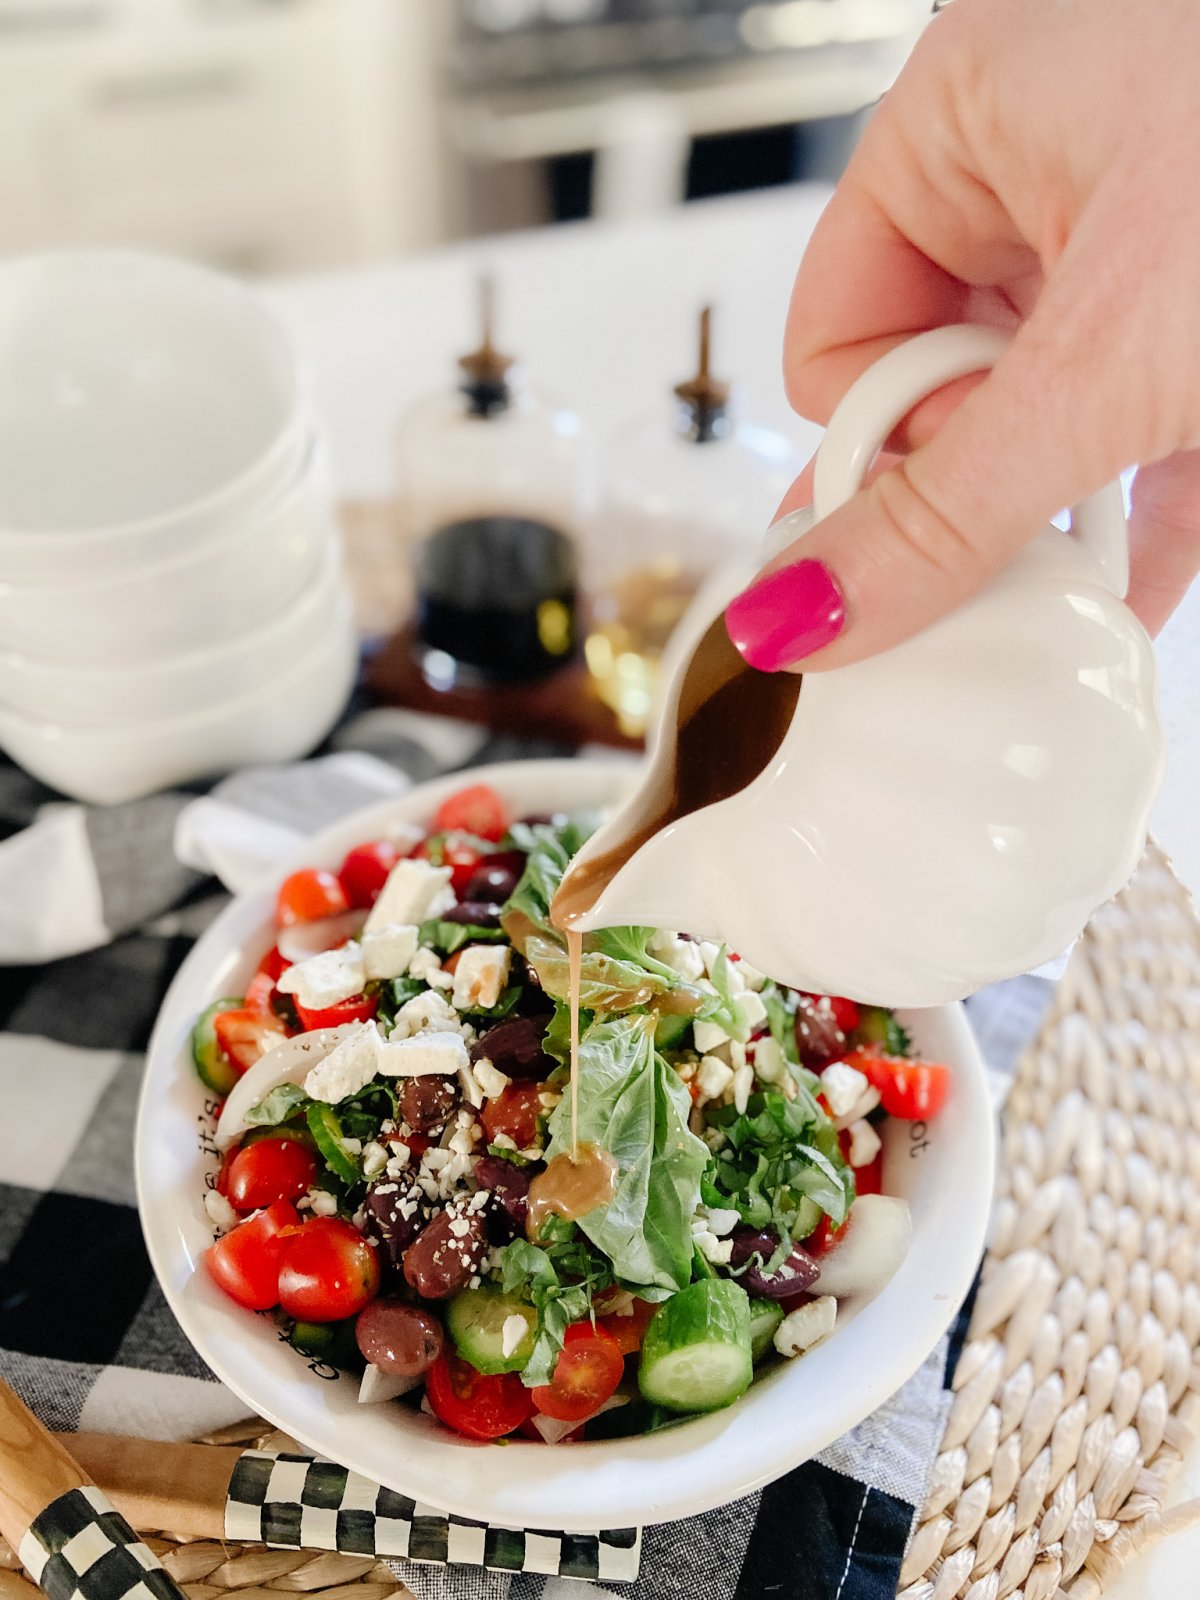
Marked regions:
[0,702,1052,1600]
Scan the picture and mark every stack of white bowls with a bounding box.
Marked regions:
[0,251,356,805]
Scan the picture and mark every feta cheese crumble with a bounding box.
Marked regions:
[304,1021,382,1101]
[696,1054,735,1100]
[204,1189,238,1233]
[391,989,461,1039]
[819,1060,870,1119]
[846,1117,882,1169]
[279,943,365,1011]
[365,858,455,934]
[452,945,512,1013]
[774,1296,837,1357]
[501,1313,532,1359]
[360,923,419,982]
[376,1030,469,1077]
[694,1019,730,1055]
[472,1057,510,1101]
[409,946,452,989]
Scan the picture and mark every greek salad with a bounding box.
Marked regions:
[194,783,950,1443]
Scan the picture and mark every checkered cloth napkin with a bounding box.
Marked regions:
[0,704,1056,1600]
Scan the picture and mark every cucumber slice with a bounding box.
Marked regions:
[654,1014,691,1051]
[306,1103,362,1185]
[290,1317,362,1370]
[638,1279,753,1414]
[192,998,244,1094]
[446,1286,536,1375]
[791,1195,823,1243]
[748,1298,784,1362]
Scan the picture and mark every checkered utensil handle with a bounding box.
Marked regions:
[226,1450,642,1583]
[19,1488,186,1600]
[0,1381,187,1600]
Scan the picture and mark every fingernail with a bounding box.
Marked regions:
[725,559,846,671]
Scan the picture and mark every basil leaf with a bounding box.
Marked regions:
[418,919,508,955]
[545,1014,709,1293]
[704,1088,855,1235]
[245,1082,309,1126]
[375,975,425,1028]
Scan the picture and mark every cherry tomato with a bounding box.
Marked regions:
[531,1322,624,1422]
[425,1352,534,1440]
[854,1149,884,1197]
[214,1008,288,1075]
[413,833,487,895]
[596,1298,657,1356]
[203,1200,298,1310]
[225,1138,318,1213]
[215,1145,239,1199]
[339,840,400,909]
[244,970,277,1017]
[257,946,290,982]
[804,1214,842,1257]
[480,1081,545,1148]
[294,990,380,1033]
[827,996,860,1034]
[276,868,349,928]
[277,1217,380,1322]
[846,1050,950,1120]
[434,784,507,843]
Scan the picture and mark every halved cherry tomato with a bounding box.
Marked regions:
[425,1352,534,1440]
[257,946,290,982]
[828,996,860,1034]
[804,1213,842,1257]
[531,1322,624,1422]
[225,1137,318,1213]
[596,1298,658,1356]
[854,1149,884,1197]
[339,840,400,909]
[215,1145,239,1199]
[214,1008,288,1075]
[244,970,277,1016]
[276,868,349,928]
[434,784,507,843]
[846,1050,950,1120]
[293,991,380,1033]
[480,1081,544,1148]
[413,833,488,895]
[204,1200,298,1310]
[277,1217,380,1322]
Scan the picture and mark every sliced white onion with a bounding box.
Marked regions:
[215,1025,358,1148]
[811,1194,913,1300]
[358,1364,419,1405]
[277,909,367,964]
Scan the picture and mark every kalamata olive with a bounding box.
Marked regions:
[441,901,503,928]
[794,996,846,1072]
[400,1073,459,1133]
[363,1177,426,1268]
[403,1202,489,1299]
[727,1226,819,1299]
[355,1297,444,1377]
[474,1154,533,1237]
[462,863,520,903]
[470,1014,555,1079]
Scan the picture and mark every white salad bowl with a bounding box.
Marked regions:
[136,758,995,1531]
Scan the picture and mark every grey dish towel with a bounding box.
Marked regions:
[0,705,1056,1600]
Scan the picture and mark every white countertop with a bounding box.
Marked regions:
[262,184,1200,1593]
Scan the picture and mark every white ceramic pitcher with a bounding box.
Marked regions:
[566,325,1166,1007]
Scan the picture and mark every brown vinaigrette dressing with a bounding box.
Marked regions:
[539,616,803,1208]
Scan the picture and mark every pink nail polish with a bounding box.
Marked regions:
[725,559,846,671]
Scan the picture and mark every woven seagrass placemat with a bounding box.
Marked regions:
[3,842,1197,1600]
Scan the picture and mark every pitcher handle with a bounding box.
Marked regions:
[810,324,1129,597]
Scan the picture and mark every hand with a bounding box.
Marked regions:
[726,0,1200,673]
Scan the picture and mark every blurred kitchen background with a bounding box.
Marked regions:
[0,0,933,785]
[0,0,925,270]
